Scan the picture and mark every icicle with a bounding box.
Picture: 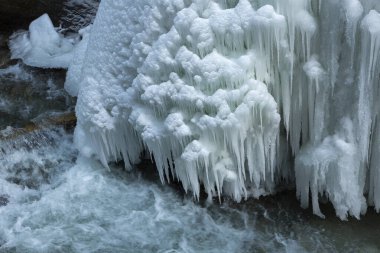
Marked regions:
[65,0,380,219]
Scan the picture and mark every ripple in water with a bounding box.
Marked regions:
[1,129,380,253]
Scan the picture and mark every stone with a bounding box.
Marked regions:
[0,0,64,32]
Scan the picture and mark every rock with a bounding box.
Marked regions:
[0,49,11,68]
[0,112,76,141]
[0,34,15,68]
[0,195,9,206]
[0,51,11,68]
[0,0,64,31]
[47,112,77,130]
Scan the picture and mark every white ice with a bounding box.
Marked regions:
[12,0,380,219]
[9,14,87,69]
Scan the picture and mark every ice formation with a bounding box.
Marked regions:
[11,0,380,219]
[72,0,284,203]
[9,14,88,69]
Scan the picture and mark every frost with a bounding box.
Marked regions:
[65,25,92,96]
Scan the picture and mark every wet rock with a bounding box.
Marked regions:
[46,112,77,130]
[0,0,64,31]
[0,195,9,206]
[0,34,15,68]
[0,112,25,129]
[0,112,76,142]
[0,34,7,48]
[6,165,49,190]
[0,62,75,129]
[0,49,11,68]
[0,126,34,141]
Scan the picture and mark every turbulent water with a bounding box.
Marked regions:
[1,125,380,253]
[0,64,72,129]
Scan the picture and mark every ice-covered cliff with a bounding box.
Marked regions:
[10,0,380,219]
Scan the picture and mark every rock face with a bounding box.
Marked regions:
[0,0,99,32]
[0,34,12,68]
[0,0,64,31]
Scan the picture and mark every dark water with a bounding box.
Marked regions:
[0,63,74,129]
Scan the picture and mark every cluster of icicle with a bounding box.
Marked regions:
[10,0,380,219]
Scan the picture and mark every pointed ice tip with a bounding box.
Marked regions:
[315,211,326,219]
[9,11,77,68]
[100,160,110,171]
[361,10,380,35]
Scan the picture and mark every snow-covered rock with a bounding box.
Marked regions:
[9,14,89,69]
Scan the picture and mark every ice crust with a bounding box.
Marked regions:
[12,0,380,219]
[72,0,284,203]
[9,14,89,69]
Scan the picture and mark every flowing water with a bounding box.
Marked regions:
[1,122,380,253]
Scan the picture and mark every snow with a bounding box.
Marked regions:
[65,25,92,96]
[9,14,86,69]
[10,0,380,219]
[343,0,363,47]
[295,118,366,219]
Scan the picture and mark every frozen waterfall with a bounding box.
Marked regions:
[10,0,380,220]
